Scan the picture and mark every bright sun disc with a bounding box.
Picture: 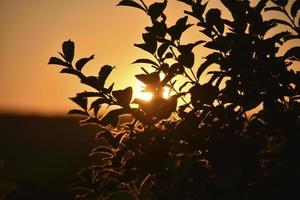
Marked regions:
[136,83,170,101]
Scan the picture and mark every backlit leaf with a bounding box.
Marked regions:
[291,0,300,18]
[148,0,167,20]
[132,59,159,67]
[62,39,75,63]
[75,55,95,71]
[89,146,115,157]
[135,71,160,85]
[112,87,133,107]
[48,57,70,68]
[284,47,300,60]
[272,0,288,7]
[98,65,114,88]
[68,109,89,116]
[70,96,88,110]
[117,0,147,12]
[100,109,127,127]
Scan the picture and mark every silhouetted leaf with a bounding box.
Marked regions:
[90,98,111,110]
[272,0,288,7]
[112,87,133,107]
[70,96,88,110]
[48,57,70,68]
[197,52,222,78]
[62,40,75,63]
[117,0,147,12]
[134,33,157,54]
[76,91,102,98]
[132,59,159,67]
[135,71,160,85]
[189,83,219,108]
[179,81,192,92]
[99,65,114,88]
[168,16,192,41]
[107,83,115,93]
[99,130,116,148]
[264,6,285,13]
[157,42,170,58]
[148,0,167,20]
[82,76,100,90]
[115,132,126,148]
[269,31,291,44]
[100,109,127,127]
[177,0,193,6]
[269,18,293,27]
[206,9,222,32]
[178,52,194,68]
[255,0,268,13]
[75,55,95,71]
[89,146,115,157]
[291,1,300,18]
[284,47,300,60]
[60,68,83,78]
[68,109,89,116]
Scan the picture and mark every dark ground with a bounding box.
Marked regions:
[0,114,99,200]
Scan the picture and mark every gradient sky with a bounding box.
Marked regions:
[0,0,298,115]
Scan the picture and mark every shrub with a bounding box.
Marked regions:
[49,0,300,199]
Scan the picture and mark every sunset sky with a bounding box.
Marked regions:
[0,0,298,115]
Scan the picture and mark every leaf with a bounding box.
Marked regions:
[291,0,300,18]
[70,96,88,110]
[107,83,115,93]
[80,117,100,126]
[135,71,160,85]
[178,52,195,68]
[117,0,147,12]
[255,0,268,13]
[68,109,89,116]
[179,81,192,91]
[60,68,84,78]
[62,39,75,63]
[76,92,102,98]
[100,109,127,127]
[75,55,95,71]
[264,6,285,13]
[205,9,221,25]
[114,132,126,148]
[99,130,116,148]
[268,19,292,27]
[168,16,192,41]
[157,42,170,58]
[134,33,157,54]
[272,0,288,7]
[177,0,194,6]
[98,65,114,88]
[112,87,133,107]
[90,98,111,110]
[197,52,222,79]
[132,59,159,67]
[148,0,167,20]
[284,47,300,60]
[268,31,291,44]
[89,146,115,157]
[48,57,70,68]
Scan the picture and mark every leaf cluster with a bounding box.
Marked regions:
[49,0,300,199]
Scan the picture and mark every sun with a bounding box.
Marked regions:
[135,83,170,101]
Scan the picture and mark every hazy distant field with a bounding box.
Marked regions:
[0,114,99,200]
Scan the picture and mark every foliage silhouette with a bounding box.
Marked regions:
[49,0,300,199]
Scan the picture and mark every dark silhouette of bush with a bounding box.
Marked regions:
[49,0,300,199]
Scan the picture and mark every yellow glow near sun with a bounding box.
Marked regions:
[136,83,170,101]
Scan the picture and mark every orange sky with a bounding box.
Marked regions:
[0,0,298,115]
